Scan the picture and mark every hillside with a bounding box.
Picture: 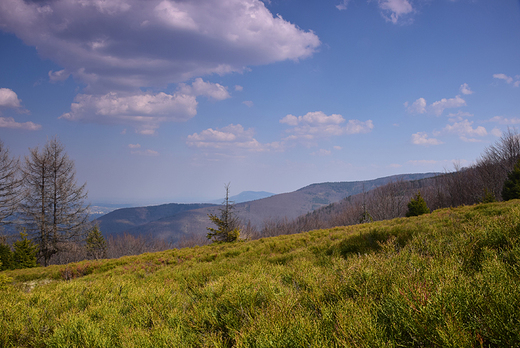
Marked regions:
[96,203,216,237]
[2,200,519,346]
[97,172,439,243]
[208,191,275,204]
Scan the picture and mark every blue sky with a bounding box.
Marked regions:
[0,0,519,204]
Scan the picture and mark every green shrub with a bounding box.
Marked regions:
[502,158,520,201]
[0,243,13,270]
[406,191,430,217]
[12,231,38,269]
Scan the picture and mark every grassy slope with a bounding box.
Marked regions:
[1,201,520,347]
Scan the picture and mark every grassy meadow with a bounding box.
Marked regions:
[1,201,520,347]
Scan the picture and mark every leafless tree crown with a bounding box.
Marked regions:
[0,140,21,226]
[21,137,89,266]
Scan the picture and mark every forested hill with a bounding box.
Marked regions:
[95,172,439,243]
[95,203,216,237]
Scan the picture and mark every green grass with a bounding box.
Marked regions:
[2,201,520,347]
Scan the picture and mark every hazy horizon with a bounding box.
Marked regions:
[0,0,518,203]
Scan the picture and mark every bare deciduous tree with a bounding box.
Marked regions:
[21,137,89,266]
[0,140,21,226]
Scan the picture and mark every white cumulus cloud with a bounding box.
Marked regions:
[429,95,466,116]
[178,78,230,101]
[378,0,413,24]
[0,0,320,93]
[406,95,466,116]
[442,119,487,142]
[411,132,443,146]
[60,91,197,134]
[405,98,426,114]
[59,79,231,133]
[280,111,373,141]
[0,88,22,109]
[459,83,474,95]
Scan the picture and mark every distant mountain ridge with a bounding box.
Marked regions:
[209,191,275,204]
[95,172,439,242]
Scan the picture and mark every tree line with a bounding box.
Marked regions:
[0,137,107,270]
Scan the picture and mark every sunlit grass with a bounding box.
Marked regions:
[1,200,520,347]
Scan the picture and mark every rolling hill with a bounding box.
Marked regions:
[96,173,439,243]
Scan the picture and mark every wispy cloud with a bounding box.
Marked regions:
[0,117,41,131]
[311,149,332,156]
[187,124,276,153]
[411,132,443,146]
[48,69,70,82]
[493,73,520,87]
[130,149,159,157]
[408,159,471,168]
[488,116,520,125]
[447,111,474,120]
[336,0,351,11]
[459,83,474,95]
[491,128,502,137]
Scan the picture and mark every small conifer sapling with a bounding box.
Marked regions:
[502,158,520,201]
[12,231,38,269]
[406,191,430,217]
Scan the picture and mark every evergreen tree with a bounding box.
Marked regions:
[12,231,38,269]
[481,188,497,203]
[406,191,430,217]
[502,158,520,201]
[0,240,13,271]
[207,183,240,243]
[358,210,373,224]
[86,226,107,260]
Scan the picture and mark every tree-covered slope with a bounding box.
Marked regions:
[95,203,217,237]
[97,173,439,242]
[2,200,520,347]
